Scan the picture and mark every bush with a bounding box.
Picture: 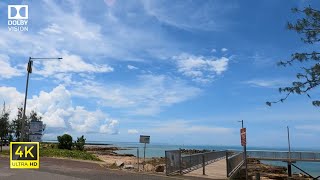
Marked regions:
[74,135,86,151]
[57,134,73,150]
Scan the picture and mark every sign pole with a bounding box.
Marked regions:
[239,120,248,180]
[137,148,140,172]
[143,143,146,171]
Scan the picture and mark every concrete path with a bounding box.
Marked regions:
[183,159,227,180]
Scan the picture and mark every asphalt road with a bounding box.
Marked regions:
[0,156,212,180]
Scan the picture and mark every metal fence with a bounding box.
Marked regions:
[180,151,226,174]
[165,150,181,175]
[165,150,226,175]
[247,151,320,161]
[226,152,244,178]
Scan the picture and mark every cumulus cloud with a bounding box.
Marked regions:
[0,85,119,134]
[173,53,229,83]
[221,48,228,52]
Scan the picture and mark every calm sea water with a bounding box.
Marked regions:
[45,140,320,176]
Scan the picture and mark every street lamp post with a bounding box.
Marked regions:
[20,57,62,142]
[238,120,248,180]
[287,126,292,177]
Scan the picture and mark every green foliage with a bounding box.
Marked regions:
[0,102,10,140]
[74,135,86,151]
[40,148,101,161]
[57,134,73,150]
[12,107,23,141]
[267,7,320,106]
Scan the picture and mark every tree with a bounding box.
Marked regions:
[57,134,73,150]
[0,102,10,142]
[12,107,23,141]
[267,7,320,106]
[74,135,86,151]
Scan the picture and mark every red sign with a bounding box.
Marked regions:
[240,128,246,146]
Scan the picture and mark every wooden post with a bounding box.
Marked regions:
[287,162,292,177]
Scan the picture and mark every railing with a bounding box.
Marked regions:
[247,150,320,161]
[226,152,244,178]
[180,151,226,174]
[165,150,226,175]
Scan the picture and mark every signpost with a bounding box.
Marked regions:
[139,135,150,171]
[239,120,248,180]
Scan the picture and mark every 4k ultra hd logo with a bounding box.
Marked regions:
[10,142,39,169]
[8,5,29,32]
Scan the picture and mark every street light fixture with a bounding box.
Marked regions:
[20,57,63,142]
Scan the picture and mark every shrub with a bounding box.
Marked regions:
[57,134,73,150]
[74,135,86,151]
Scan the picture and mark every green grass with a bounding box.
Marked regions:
[40,148,102,161]
[0,143,102,161]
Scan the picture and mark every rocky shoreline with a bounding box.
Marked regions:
[237,159,312,180]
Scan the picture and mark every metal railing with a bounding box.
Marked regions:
[247,150,320,162]
[226,152,244,178]
[180,151,226,174]
[165,150,226,175]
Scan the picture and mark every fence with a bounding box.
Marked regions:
[226,152,244,178]
[247,150,320,161]
[165,150,226,175]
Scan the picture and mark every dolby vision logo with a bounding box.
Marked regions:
[7,5,29,32]
[8,5,28,19]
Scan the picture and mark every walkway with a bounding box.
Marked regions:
[183,159,227,179]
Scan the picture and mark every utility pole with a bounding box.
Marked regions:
[20,57,62,142]
[239,120,248,180]
[287,126,292,177]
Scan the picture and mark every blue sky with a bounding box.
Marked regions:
[0,0,320,149]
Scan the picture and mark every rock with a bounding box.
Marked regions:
[144,164,155,171]
[115,160,124,167]
[155,164,165,172]
[123,165,134,169]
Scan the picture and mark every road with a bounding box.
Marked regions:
[0,156,213,180]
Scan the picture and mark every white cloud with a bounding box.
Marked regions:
[244,79,288,88]
[0,85,119,134]
[127,65,138,70]
[211,48,217,53]
[221,48,228,52]
[128,129,139,134]
[173,53,229,83]
[35,52,113,77]
[100,119,119,134]
[72,74,201,115]
[142,0,237,31]
[0,54,23,79]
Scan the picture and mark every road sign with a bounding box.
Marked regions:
[29,121,44,142]
[139,135,150,144]
[240,128,246,146]
[10,142,39,169]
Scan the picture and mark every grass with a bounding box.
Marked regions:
[1,143,101,161]
[40,148,102,161]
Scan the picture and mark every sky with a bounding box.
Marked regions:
[0,0,320,149]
